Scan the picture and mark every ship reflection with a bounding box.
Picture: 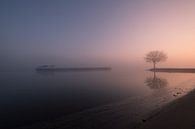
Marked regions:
[36,71,55,76]
[145,71,168,89]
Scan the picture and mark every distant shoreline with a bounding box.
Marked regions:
[149,68,195,73]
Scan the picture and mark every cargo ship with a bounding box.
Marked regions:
[36,65,111,71]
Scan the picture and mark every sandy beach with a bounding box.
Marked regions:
[137,89,195,129]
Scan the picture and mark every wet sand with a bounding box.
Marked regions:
[137,89,195,129]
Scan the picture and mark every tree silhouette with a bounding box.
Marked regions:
[145,51,167,70]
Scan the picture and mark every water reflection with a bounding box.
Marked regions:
[145,71,168,89]
[36,71,55,76]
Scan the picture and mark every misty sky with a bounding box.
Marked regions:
[1,0,195,69]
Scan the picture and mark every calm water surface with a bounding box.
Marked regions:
[1,69,195,128]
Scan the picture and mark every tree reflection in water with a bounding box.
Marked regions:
[145,71,168,89]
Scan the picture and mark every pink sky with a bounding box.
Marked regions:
[99,1,195,67]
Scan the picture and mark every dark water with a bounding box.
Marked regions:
[1,69,195,129]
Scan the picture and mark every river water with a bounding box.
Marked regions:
[1,68,195,128]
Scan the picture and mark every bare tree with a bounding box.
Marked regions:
[145,51,167,70]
